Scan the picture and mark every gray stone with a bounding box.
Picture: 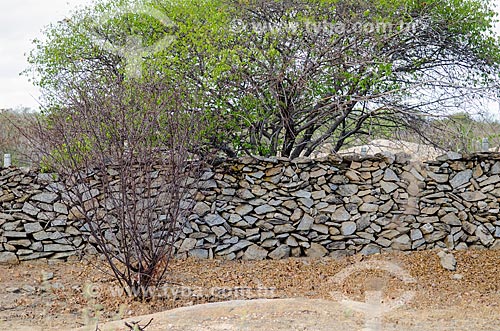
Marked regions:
[459,191,487,202]
[311,191,327,200]
[0,213,14,221]
[255,205,276,215]
[193,202,211,216]
[379,200,394,213]
[22,203,40,216]
[383,168,400,182]
[479,175,500,186]
[292,190,312,199]
[327,241,346,250]
[306,243,328,258]
[341,222,357,236]
[491,162,500,174]
[427,172,449,183]
[332,207,351,221]
[285,236,299,247]
[222,188,236,197]
[237,189,255,199]
[360,244,381,256]
[199,179,217,189]
[375,237,392,247]
[424,231,447,243]
[10,239,31,247]
[0,252,19,265]
[178,238,197,253]
[243,245,268,260]
[359,203,378,213]
[3,231,27,238]
[204,214,226,226]
[51,218,67,227]
[476,225,495,246]
[212,226,227,237]
[380,181,398,194]
[30,241,43,252]
[310,169,327,178]
[261,239,279,248]
[412,238,426,249]
[392,234,411,250]
[268,244,290,259]
[81,188,100,201]
[420,223,434,234]
[33,231,50,241]
[418,216,439,224]
[274,224,295,234]
[437,151,462,161]
[31,192,58,204]
[337,185,358,197]
[228,240,253,253]
[356,215,371,231]
[249,171,265,179]
[299,198,314,208]
[462,221,477,235]
[189,249,209,259]
[297,215,314,231]
[437,251,457,271]
[410,229,423,241]
[53,202,68,215]
[43,244,74,252]
[450,169,472,188]
[311,224,329,234]
[24,222,43,234]
[442,213,461,226]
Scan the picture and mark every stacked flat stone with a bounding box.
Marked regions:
[177,152,500,260]
[0,168,82,264]
[2,151,500,264]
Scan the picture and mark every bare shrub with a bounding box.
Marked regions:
[30,72,209,299]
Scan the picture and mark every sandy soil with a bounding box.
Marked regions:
[0,250,499,331]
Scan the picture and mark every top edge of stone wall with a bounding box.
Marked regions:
[4,151,500,173]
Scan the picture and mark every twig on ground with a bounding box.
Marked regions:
[124,318,154,330]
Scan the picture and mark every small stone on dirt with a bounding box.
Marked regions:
[437,251,457,271]
[42,271,54,282]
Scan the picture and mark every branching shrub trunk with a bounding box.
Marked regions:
[30,73,208,299]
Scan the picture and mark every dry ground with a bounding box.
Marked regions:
[0,250,499,330]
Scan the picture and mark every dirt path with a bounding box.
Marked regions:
[1,250,499,331]
[72,298,499,331]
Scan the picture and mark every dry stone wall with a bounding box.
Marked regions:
[0,169,83,264]
[2,151,500,264]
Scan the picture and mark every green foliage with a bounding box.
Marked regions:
[24,0,500,157]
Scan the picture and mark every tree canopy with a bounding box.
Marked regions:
[25,0,500,158]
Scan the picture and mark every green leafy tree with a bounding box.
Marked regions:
[25,0,500,159]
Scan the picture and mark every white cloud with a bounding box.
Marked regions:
[0,0,94,110]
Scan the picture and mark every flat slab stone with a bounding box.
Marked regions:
[0,252,19,265]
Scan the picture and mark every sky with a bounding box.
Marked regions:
[0,0,94,110]
[1,0,500,112]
